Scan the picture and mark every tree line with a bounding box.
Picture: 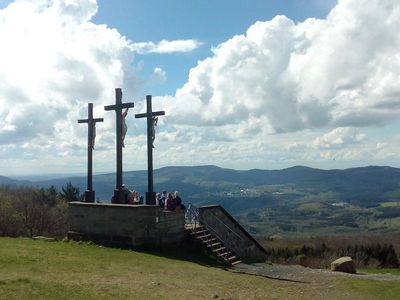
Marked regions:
[0,183,81,238]
[266,242,399,269]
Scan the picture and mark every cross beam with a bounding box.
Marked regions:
[104,88,134,204]
[135,95,165,204]
[78,103,104,203]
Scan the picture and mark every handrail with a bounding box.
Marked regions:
[199,205,268,255]
[201,218,238,252]
[185,203,200,229]
[206,211,244,242]
[186,203,239,253]
[186,203,243,241]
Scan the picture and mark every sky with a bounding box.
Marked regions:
[1,0,400,176]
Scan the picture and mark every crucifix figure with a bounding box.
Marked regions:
[135,95,165,205]
[92,123,97,149]
[104,88,134,204]
[151,116,158,148]
[122,108,129,147]
[78,103,104,203]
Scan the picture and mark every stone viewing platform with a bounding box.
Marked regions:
[68,202,186,249]
[68,201,268,264]
[70,88,267,263]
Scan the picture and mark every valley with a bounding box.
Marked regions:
[3,165,400,238]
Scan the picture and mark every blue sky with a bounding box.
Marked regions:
[1,0,400,176]
[93,0,335,95]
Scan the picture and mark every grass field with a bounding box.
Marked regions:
[0,237,399,300]
[359,268,400,276]
[381,202,400,207]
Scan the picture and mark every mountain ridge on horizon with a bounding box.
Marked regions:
[2,164,400,237]
[5,164,400,181]
[2,165,400,204]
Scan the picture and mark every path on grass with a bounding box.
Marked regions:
[232,263,400,283]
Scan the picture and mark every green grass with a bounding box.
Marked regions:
[359,268,400,276]
[380,201,400,208]
[335,277,400,300]
[295,202,325,211]
[0,237,399,299]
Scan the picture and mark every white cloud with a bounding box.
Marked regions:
[165,0,400,135]
[313,127,366,149]
[151,67,167,84]
[1,0,400,175]
[131,39,202,54]
[0,0,160,177]
[0,0,136,149]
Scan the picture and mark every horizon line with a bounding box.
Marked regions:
[4,164,398,179]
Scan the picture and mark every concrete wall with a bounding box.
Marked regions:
[68,202,186,249]
[199,205,267,262]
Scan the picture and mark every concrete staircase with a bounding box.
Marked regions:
[189,224,242,266]
[186,204,268,265]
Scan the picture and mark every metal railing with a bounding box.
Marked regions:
[208,211,244,242]
[185,203,243,256]
[185,203,200,228]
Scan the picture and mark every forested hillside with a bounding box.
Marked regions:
[2,165,400,237]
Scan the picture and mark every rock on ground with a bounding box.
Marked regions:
[331,257,356,274]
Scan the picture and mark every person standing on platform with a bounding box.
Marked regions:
[165,193,175,210]
[155,193,161,206]
[174,191,184,209]
[160,191,167,208]
[122,184,131,204]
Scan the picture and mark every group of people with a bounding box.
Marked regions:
[156,191,185,211]
[111,185,185,211]
[110,184,144,205]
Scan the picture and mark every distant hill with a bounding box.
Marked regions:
[4,165,400,205]
[0,175,30,186]
[3,165,400,237]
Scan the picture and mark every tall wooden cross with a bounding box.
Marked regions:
[104,88,134,204]
[78,103,104,203]
[135,95,165,205]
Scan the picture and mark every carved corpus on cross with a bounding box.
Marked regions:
[135,95,165,205]
[78,103,104,203]
[104,88,134,204]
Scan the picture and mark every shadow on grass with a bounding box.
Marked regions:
[67,237,227,269]
[229,267,309,283]
[135,247,226,269]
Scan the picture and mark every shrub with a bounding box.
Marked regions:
[0,185,69,239]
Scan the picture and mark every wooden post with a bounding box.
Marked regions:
[135,95,165,204]
[78,103,103,203]
[104,88,134,203]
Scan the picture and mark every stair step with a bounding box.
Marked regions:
[186,223,202,229]
[201,238,217,244]
[226,256,237,261]
[191,230,207,236]
[207,242,222,248]
[187,220,243,267]
[231,260,242,266]
[197,234,211,239]
[212,247,226,253]
[217,252,230,257]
